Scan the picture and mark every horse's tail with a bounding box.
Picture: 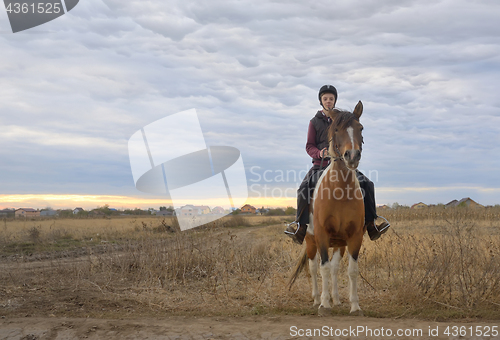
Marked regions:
[287,247,309,290]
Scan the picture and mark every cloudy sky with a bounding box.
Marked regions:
[0,0,499,210]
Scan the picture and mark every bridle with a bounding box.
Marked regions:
[323,110,364,167]
[328,135,344,162]
[326,128,364,166]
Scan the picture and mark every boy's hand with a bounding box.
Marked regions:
[320,148,328,158]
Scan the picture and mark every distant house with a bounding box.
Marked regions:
[73,208,84,215]
[378,205,390,210]
[156,210,174,216]
[212,206,225,214]
[0,208,15,218]
[194,205,211,214]
[179,205,196,216]
[446,197,483,208]
[411,202,427,209]
[40,210,58,217]
[241,204,256,214]
[445,199,458,208]
[176,205,211,215]
[15,208,40,218]
[90,210,105,216]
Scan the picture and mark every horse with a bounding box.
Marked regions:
[289,101,365,316]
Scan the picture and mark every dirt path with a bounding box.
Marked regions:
[2,223,499,339]
[1,315,499,339]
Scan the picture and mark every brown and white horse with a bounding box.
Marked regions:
[289,101,365,316]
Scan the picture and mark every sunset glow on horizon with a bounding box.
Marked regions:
[0,194,296,211]
[2,185,497,211]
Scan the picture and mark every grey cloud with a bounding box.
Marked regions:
[236,55,260,68]
[102,0,200,40]
[1,0,499,205]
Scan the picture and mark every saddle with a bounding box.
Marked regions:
[307,167,326,203]
[309,168,324,190]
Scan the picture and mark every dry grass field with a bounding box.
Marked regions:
[1,208,499,324]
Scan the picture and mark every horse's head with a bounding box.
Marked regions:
[328,101,364,170]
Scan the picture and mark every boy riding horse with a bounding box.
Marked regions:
[285,85,390,244]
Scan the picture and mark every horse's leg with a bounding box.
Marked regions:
[309,254,320,307]
[347,237,363,315]
[330,246,344,306]
[347,254,361,314]
[316,231,331,313]
[305,234,320,307]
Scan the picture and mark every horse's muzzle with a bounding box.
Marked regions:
[344,150,361,168]
[344,149,361,162]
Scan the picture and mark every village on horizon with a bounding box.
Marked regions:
[1,197,495,219]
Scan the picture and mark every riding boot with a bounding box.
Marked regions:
[366,220,390,241]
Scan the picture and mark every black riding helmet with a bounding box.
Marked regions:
[318,85,338,107]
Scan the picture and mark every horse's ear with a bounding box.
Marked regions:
[353,101,363,120]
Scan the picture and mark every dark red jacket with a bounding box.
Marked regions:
[306,111,331,166]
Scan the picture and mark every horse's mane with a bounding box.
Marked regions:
[330,109,357,132]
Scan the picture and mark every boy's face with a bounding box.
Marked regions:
[321,93,336,110]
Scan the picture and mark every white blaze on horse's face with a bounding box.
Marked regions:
[337,121,362,170]
[329,101,364,170]
[347,127,355,151]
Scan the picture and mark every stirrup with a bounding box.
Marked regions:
[284,221,300,236]
[375,216,390,233]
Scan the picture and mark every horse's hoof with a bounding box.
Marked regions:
[349,309,364,316]
[313,303,320,308]
[318,306,332,316]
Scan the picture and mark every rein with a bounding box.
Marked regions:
[328,136,343,162]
